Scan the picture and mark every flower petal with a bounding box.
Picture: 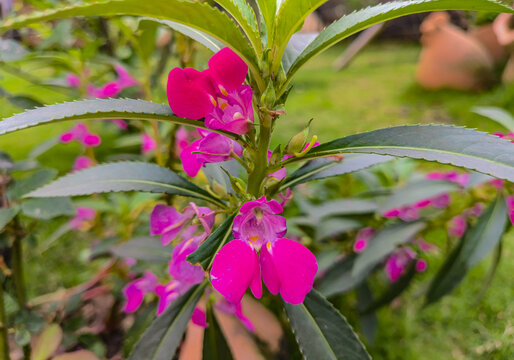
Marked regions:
[180,140,204,177]
[211,240,258,304]
[208,47,248,92]
[267,238,318,304]
[260,243,280,295]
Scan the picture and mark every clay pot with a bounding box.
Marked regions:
[416,12,494,91]
[470,24,508,64]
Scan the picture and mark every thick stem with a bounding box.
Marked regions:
[247,113,272,197]
[0,281,9,360]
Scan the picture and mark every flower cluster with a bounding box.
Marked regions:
[211,197,318,305]
[167,48,253,177]
[60,123,101,148]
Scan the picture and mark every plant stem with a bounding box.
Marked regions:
[142,64,164,166]
[247,112,272,196]
[0,280,9,360]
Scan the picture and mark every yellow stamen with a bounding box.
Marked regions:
[220,101,228,110]
[249,236,259,243]
[210,96,217,107]
[294,135,318,158]
[266,242,272,251]
[219,85,228,96]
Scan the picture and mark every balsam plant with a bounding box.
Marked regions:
[1,0,514,359]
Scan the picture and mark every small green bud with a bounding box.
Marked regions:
[286,119,313,154]
[260,81,276,108]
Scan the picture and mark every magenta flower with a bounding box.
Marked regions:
[180,130,243,177]
[150,203,214,246]
[60,123,101,147]
[507,195,514,225]
[73,156,92,171]
[384,247,416,282]
[216,298,254,332]
[448,216,467,238]
[111,119,128,130]
[191,308,208,328]
[426,171,469,187]
[66,74,81,88]
[167,47,254,135]
[490,179,504,190]
[415,259,428,272]
[175,127,198,154]
[114,64,138,89]
[87,82,121,98]
[430,193,450,208]
[69,207,96,230]
[211,197,317,305]
[383,206,419,222]
[141,132,157,154]
[123,271,158,313]
[353,227,375,253]
[277,188,293,207]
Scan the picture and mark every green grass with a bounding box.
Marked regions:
[1,42,513,359]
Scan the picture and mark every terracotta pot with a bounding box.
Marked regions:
[416,12,494,91]
[470,24,508,64]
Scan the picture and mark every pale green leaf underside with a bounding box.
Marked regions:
[0,0,258,70]
[26,162,226,208]
[472,106,514,132]
[287,125,514,182]
[285,0,514,86]
[0,99,240,142]
[284,290,371,360]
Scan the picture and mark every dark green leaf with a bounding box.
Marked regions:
[378,179,459,213]
[0,151,14,170]
[21,197,75,220]
[0,99,240,142]
[0,207,19,230]
[111,236,169,263]
[356,283,377,344]
[203,303,234,360]
[352,222,426,277]
[26,162,225,208]
[286,125,514,182]
[284,289,371,360]
[280,154,392,190]
[285,0,514,87]
[472,106,514,132]
[7,168,57,201]
[0,0,259,72]
[317,255,370,297]
[7,95,42,110]
[426,196,508,304]
[187,214,236,270]
[0,39,28,62]
[128,281,207,360]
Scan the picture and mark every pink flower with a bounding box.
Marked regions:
[429,193,450,209]
[384,247,416,282]
[507,195,514,225]
[216,298,254,332]
[353,227,375,253]
[417,238,437,252]
[114,64,138,89]
[141,132,156,154]
[69,207,96,229]
[123,271,158,312]
[383,206,419,222]
[211,197,318,305]
[191,308,208,328]
[448,216,467,238]
[415,259,428,272]
[167,47,254,135]
[111,119,128,130]
[60,123,101,147]
[278,188,293,207]
[150,203,214,246]
[66,74,81,87]
[180,130,243,177]
[73,156,92,171]
[175,127,198,154]
[87,82,121,98]
[490,179,504,190]
[426,171,469,187]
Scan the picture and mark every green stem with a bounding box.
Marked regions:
[0,281,9,360]
[12,218,29,358]
[247,113,272,196]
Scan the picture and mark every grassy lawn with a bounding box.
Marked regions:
[1,42,513,359]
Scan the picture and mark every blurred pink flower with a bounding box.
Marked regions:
[69,207,96,230]
[415,259,428,272]
[448,216,467,238]
[123,271,158,313]
[353,227,375,253]
[73,156,92,171]
[507,195,514,225]
[60,123,101,147]
[141,132,156,154]
[384,247,416,282]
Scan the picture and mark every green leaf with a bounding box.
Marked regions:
[425,196,508,304]
[284,289,371,360]
[315,218,362,242]
[203,303,234,360]
[284,0,514,88]
[26,162,226,208]
[0,207,19,230]
[352,222,426,277]
[143,18,223,52]
[128,281,207,360]
[0,39,28,62]
[280,154,392,190]
[214,0,261,54]
[306,198,379,219]
[0,99,240,142]
[317,255,370,297]
[187,214,236,270]
[138,19,159,62]
[378,179,460,213]
[472,106,514,132]
[286,125,514,182]
[31,323,63,360]
[255,0,276,44]
[7,168,57,201]
[111,236,169,263]
[21,197,75,220]
[0,0,259,72]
